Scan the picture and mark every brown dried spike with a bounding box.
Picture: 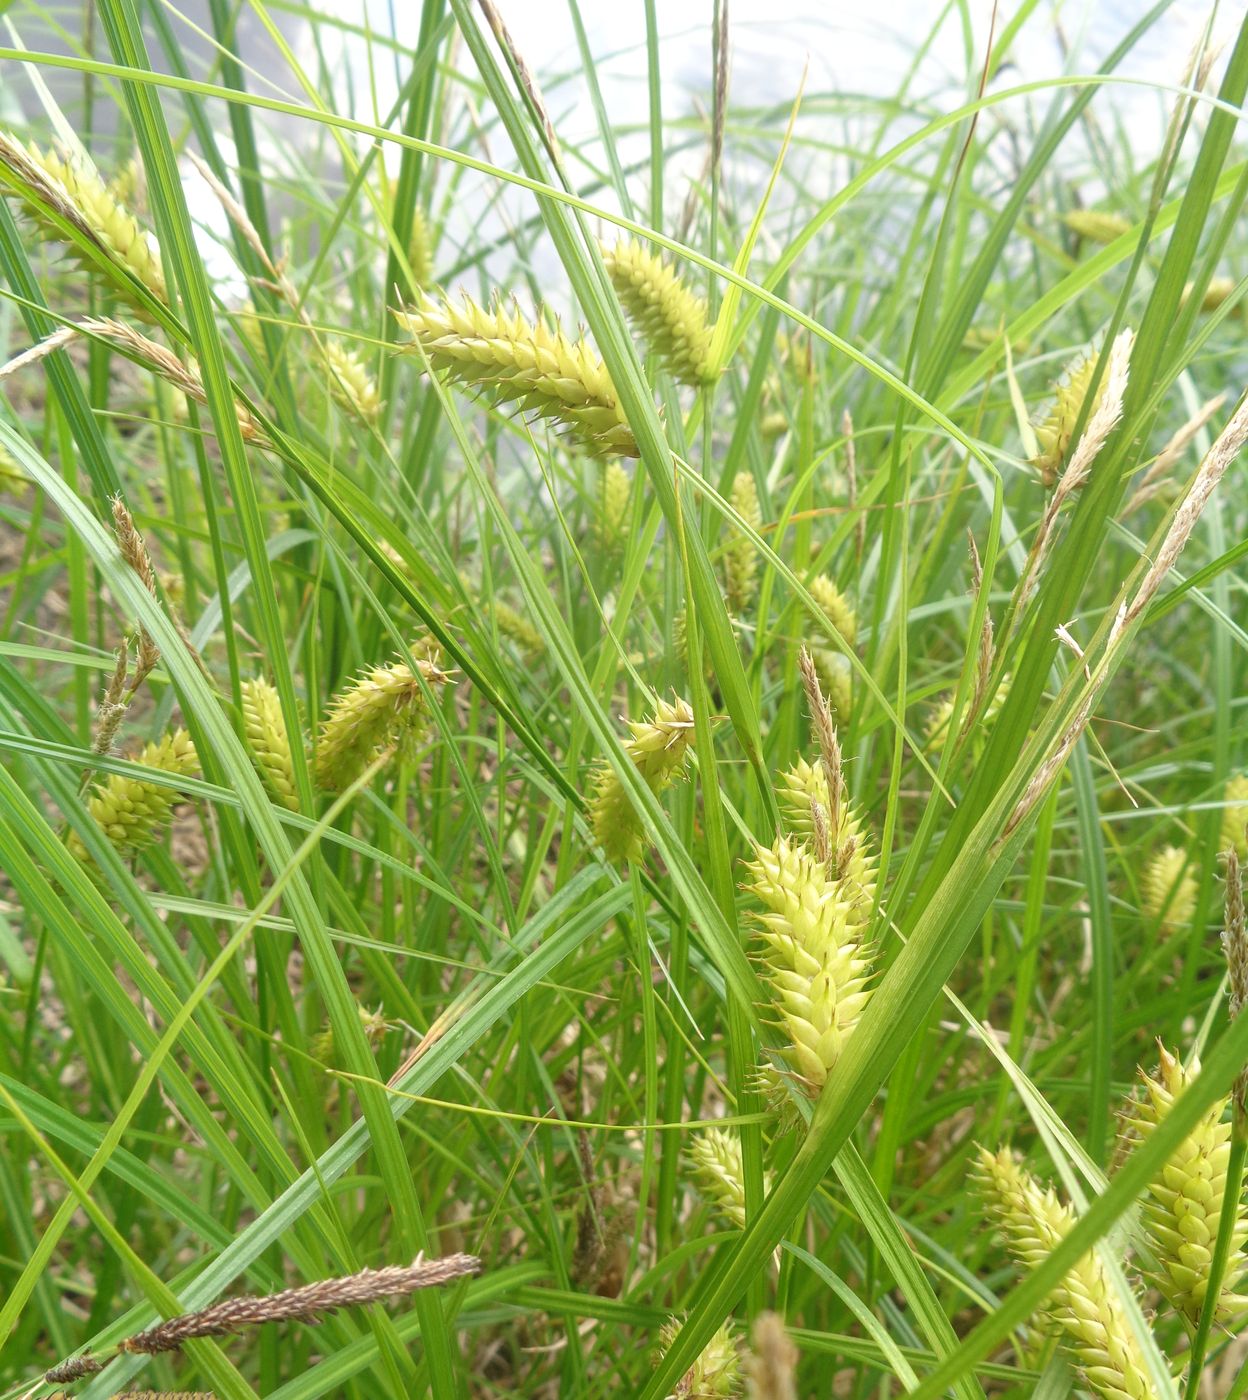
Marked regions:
[797,645,843,836]
[45,1353,105,1382]
[118,1254,480,1355]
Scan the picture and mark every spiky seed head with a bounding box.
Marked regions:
[68,728,199,863]
[973,1146,1162,1400]
[593,459,632,552]
[810,648,852,724]
[407,205,433,288]
[1125,1046,1248,1327]
[687,1128,754,1230]
[588,695,697,864]
[724,472,761,612]
[1139,845,1197,936]
[314,650,450,791]
[1034,352,1104,488]
[925,674,1011,757]
[602,239,714,387]
[774,757,875,911]
[241,678,299,811]
[0,438,28,497]
[393,293,637,457]
[323,340,381,423]
[0,134,166,309]
[310,1005,388,1066]
[1181,275,1239,315]
[743,836,874,1094]
[808,575,856,648]
[1062,210,1131,245]
[656,1317,742,1398]
[1221,774,1248,857]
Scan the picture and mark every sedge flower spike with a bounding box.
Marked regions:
[1139,845,1197,935]
[687,1128,764,1230]
[1125,1045,1248,1328]
[774,757,875,913]
[588,695,697,865]
[315,649,450,791]
[593,460,631,552]
[1034,351,1105,488]
[0,133,165,310]
[974,1147,1161,1400]
[1221,773,1248,857]
[655,1317,741,1398]
[241,678,299,811]
[1062,210,1131,245]
[68,729,199,863]
[602,239,714,386]
[743,836,874,1095]
[323,340,381,423]
[393,293,637,457]
[724,472,761,612]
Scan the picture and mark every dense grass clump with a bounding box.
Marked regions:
[1,5,1248,1398]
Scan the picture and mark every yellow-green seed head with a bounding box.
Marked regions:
[241,678,299,811]
[925,675,1011,758]
[393,293,637,457]
[314,649,450,791]
[310,1005,388,1067]
[743,836,874,1095]
[1062,210,1131,245]
[1181,275,1239,315]
[1140,846,1197,936]
[973,1146,1162,1400]
[808,574,856,648]
[587,695,697,864]
[656,1316,741,1398]
[1125,1046,1248,1328]
[0,135,166,310]
[0,439,28,497]
[810,649,852,724]
[1034,352,1104,487]
[774,757,875,913]
[687,1128,756,1230]
[68,729,199,863]
[593,460,631,553]
[407,205,433,289]
[323,340,381,423]
[602,239,714,386]
[1221,774,1248,857]
[724,472,761,612]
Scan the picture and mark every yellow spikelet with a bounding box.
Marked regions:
[393,293,637,457]
[1124,1046,1248,1328]
[68,729,199,863]
[1221,773,1248,857]
[743,1313,798,1400]
[241,678,299,811]
[1034,352,1104,487]
[0,438,28,497]
[310,1005,388,1067]
[0,133,165,309]
[601,239,714,386]
[808,575,856,648]
[1181,275,1239,315]
[106,154,145,214]
[655,1315,741,1398]
[724,472,761,612]
[1062,210,1131,245]
[1139,846,1197,935]
[973,1146,1162,1400]
[315,648,450,791]
[593,460,631,552]
[687,1128,763,1230]
[588,695,696,864]
[407,205,433,288]
[926,674,1011,757]
[774,757,875,913]
[743,836,875,1095]
[323,340,381,423]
